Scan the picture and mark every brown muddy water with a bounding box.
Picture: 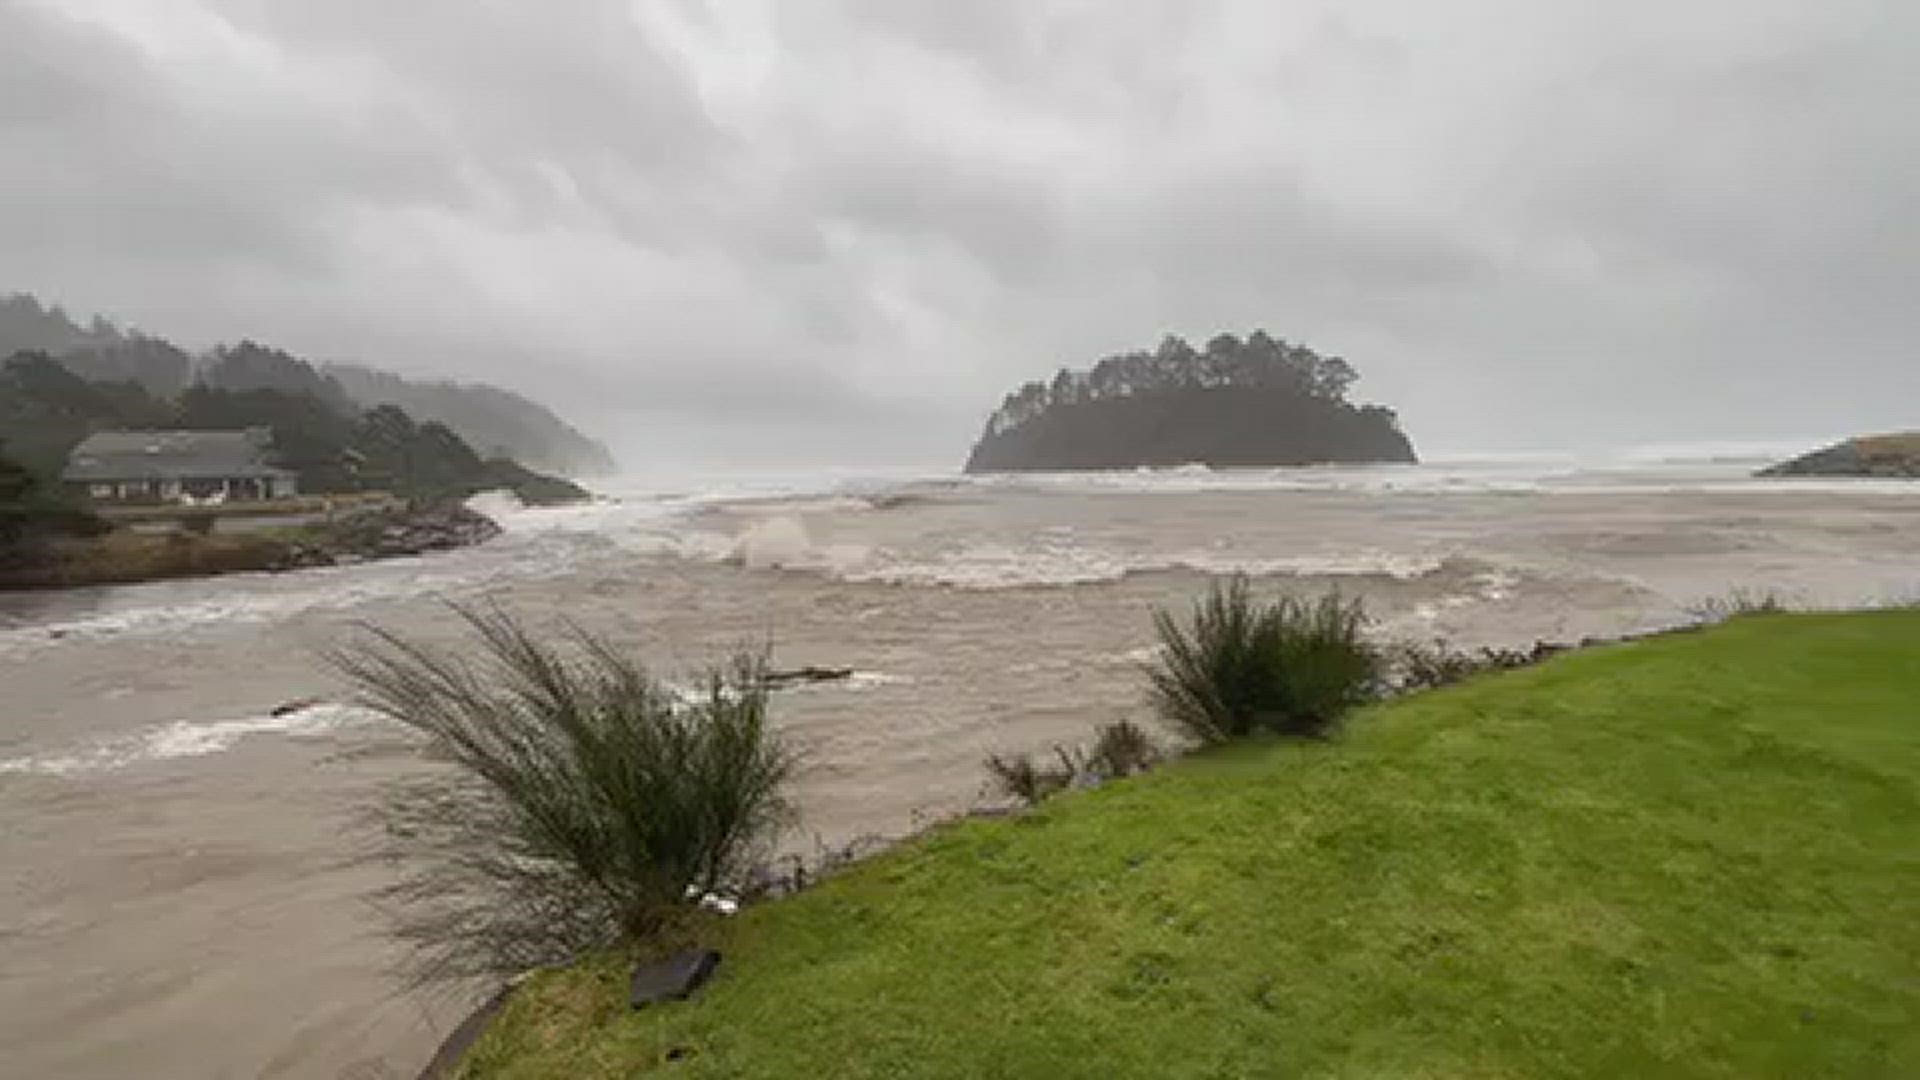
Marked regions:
[4,460,1918,1078]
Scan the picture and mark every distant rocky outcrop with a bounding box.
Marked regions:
[965,331,1416,472]
[1757,434,1920,479]
[476,457,592,506]
[315,502,503,560]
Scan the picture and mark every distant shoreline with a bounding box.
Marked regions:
[0,499,501,591]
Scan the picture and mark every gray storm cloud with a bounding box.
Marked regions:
[2,0,1914,467]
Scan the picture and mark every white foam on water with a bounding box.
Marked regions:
[0,703,379,777]
[0,498,669,656]
[958,460,1920,498]
[831,542,1448,590]
[6,460,1912,652]
[772,671,915,695]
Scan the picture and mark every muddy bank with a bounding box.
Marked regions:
[0,503,501,590]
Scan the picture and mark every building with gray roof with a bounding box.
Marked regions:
[63,428,298,503]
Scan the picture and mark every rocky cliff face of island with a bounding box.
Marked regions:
[964,331,1416,473]
[1758,434,1920,479]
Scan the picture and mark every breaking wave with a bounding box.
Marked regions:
[836,543,1448,589]
[651,511,1456,589]
[0,703,380,778]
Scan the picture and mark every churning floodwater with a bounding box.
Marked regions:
[4,456,1919,1078]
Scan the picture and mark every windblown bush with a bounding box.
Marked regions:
[983,748,1074,807]
[1686,589,1790,624]
[331,605,795,984]
[985,718,1163,807]
[1085,717,1161,778]
[1146,578,1377,743]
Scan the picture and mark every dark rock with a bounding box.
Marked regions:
[1529,640,1572,661]
[631,950,721,1009]
[416,983,514,1080]
[314,503,503,564]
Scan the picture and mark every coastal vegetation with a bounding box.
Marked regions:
[1759,432,1920,479]
[1,305,599,587]
[0,440,106,549]
[1,348,587,508]
[965,331,1416,471]
[0,292,614,476]
[331,607,797,985]
[983,718,1163,807]
[0,497,499,590]
[1146,579,1376,742]
[448,606,1920,1077]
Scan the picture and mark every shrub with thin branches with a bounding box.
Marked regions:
[984,719,1163,807]
[330,604,795,985]
[1086,717,1161,777]
[1146,578,1377,743]
[1686,589,1789,624]
[983,749,1076,806]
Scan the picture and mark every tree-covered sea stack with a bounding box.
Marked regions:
[966,331,1416,472]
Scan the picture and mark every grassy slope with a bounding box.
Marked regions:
[463,612,1920,1079]
[1853,433,1920,456]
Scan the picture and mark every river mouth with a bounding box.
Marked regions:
[4,461,1918,1078]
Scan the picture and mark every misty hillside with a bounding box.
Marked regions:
[0,293,615,476]
[0,293,121,355]
[2,348,589,507]
[966,331,1416,472]
[325,363,616,477]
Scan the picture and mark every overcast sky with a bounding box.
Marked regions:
[3,0,1914,468]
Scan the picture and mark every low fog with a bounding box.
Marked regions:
[4,0,1915,468]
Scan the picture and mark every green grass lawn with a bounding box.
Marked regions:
[459,611,1920,1079]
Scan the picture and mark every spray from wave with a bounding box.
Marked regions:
[0,703,381,777]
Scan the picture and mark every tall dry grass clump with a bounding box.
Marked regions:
[1146,577,1377,743]
[331,604,794,984]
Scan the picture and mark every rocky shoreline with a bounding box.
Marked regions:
[302,503,503,565]
[0,502,504,590]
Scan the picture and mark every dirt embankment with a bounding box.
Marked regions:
[0,502,501,590]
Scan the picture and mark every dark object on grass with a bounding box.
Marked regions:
[631,950,722,1009]
[415,983,514,1080]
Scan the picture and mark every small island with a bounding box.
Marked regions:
[964,331,1416,472]
[1758,433,1920,479]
